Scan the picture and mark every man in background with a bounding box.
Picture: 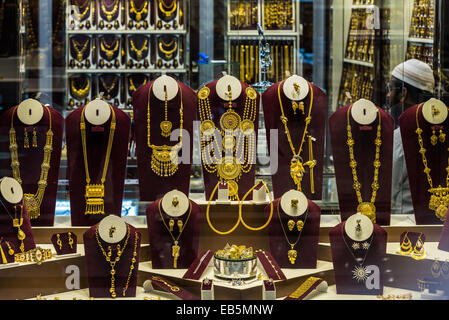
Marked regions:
[387,59,435,214]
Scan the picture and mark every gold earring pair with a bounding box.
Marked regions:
[430,128,446,146]
[399,232,426,259]
[431,259,449,280]
[287,220,304,232]
[169,219,183,232]
[24,127,37,148]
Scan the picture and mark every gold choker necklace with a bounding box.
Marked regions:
[130,0,148,21]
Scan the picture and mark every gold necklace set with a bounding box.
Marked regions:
[80,104,116,215]
[0,200,26,253]
[95,224,139,298]
[158,199,191,268]
[278,81,317,194]
[130,38,149,60]
[158,38,178,60]
[346,105,382,223]
[100,37,119,61]
[73,0,90,22]
[128,76,147,94]
[71,37,90,62]
[70,77,90,100]
[198,85,257,199]
[147,82,184,177]
[130,0,148,21]
[9,105,53,220]
[100,0,119,21]
[159,0,177,19]
[415,103,449,221]
[99,76,118,99]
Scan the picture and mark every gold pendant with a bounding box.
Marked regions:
[217,156,242,181]
[77,52,83,61]
[290,157,306,191]
[240,119,255,136]
[24,194,40,220]
[17,228,26,241]
[151,147,179,177]
[160,120,173,138]
[172,242,180,268]
[136,12,142,21]
[85,184,105,215]
[288,245,297,264]
[220,109,241,131]
[13,218,23,228]
[429,186,449,221]
[225,180,239,199]
[357,202,376,223]
[200,120,215,136]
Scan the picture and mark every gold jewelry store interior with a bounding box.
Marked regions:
[0,0,448,302]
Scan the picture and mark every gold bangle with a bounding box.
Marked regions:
[238,181,273,231]
[14,247,53,265]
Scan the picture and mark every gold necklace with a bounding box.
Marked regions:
[130,0,148,21]
[99,76,118,98]
[0,200,26,253]
[73,0,90,21]
[71,37,89,62]
[158,199,192,268]
[9,105,53,220]
[80,104,116,215]
[346,105,382,223]
[147,82,183,177]
[100,0,119,21]
[278,81,317,193]
[100,37,119,61]
[158,39,178,60]
[71,77,90,100]
[277,200,308,265]
[158,0,177,18]
[130,38,148,60]
[415,103,449,221]
[128,76,147,94]
[198,85,257,199]
[95,225,138,298]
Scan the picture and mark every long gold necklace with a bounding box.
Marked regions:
[346,105,382,223]
[130,0,148,21]
[147,82,183,177]
[80,104,116,215]
[0,200,26,253]
[9,105,53,220]
[158,199,192,268]
[100,37,119,61]
[159,0,177,18]
[130,38,148,60]
[70,77,90,100]
[415,103,449,221]
[95,225,139,298]
[71,37,89,62]
[277,200,308,265]
[100,0,119,21]
[198,85,257,199]
[158,39,178,60]
[278,81,316,193]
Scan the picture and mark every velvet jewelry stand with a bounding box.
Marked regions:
[66,105,131,226]
[146,198,201,269]
[84,223,141,298]
[329,105,394,225]
[132,81,196,201]
[329,222,387,295]
[51,232,77,255]
[199,80,260,200]
[399,104,449,225]
[266,198,321,269]
[438,213,449,252]
[262,81,327,200]
[0,198,36,253]
[0,106,64,226]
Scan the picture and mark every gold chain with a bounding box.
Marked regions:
[100,0,119,21]
[151,276,180,292]
[239,181,273,231]
[130,0,148,21]
[415,103,449,221]
[80,104,116,215]
[70,77,90,100]
[346,105,382,223]
[9,105,53,220]
[130,38,148,60]
[128,76,147,94]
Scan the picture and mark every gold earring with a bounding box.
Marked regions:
[32,127,37,147]
[399,232,412,255]
[169,219,174,232]
[297,220,304,232]
[439,129,446,143]
[177,220,183,232]
[287,220,295,231]
[24,128,30,149]
[431,259,442,278]
[411,234,426,260]
[68,232,74,249]
[56,234,62,250]
[431,129,438,146]
[5,241,14,256]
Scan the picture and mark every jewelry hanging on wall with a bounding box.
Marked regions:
[129,0,148,22]
[158,0,177,21]
[158,37,178,61]
[129,36,149,61]
[100,36,120,61]
[71,36,90,62]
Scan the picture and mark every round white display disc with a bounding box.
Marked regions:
[280,190,308,217]
[98,215,127,244]
[84,99,111,126]
[0,177,23,204]
[216,75,242,101]
[17,98,44,126]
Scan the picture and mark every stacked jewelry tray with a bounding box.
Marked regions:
[66,0,188,111]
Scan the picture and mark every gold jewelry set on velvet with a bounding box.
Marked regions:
[147,82,183,177]
[99,75,119,100]
[129,0,148,22]
[95,224,139,298]
[100,37,120,61]
[80,104,116,215]
[415,104,449,221]
[398,232,426,260]
[55,232,75,251]
[346,104,382,223]
[9,105,53,221]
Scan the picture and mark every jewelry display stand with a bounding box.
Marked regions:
[126,0,152,30]
[68,34,93,69]
[329,103,394,225]
[261,77,327,200]
[127,34,152,69]
[132,77,196,201]
[96,74,122,107]
[97,34,124,70]
[146,191,201,269]
[267,190,321,268]
[0,101,64,226]
[329,213,387,295]
[66,101,131,226]
[84,215,141,298]
[399,100,449,225]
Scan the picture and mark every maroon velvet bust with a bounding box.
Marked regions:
[66,105,130,226]
[399,104,449,225]
[439,212,449,252]
[329,105,394,225]
[329,222,387,295]
[199,80,260,200]
[146,198,201,269]
[262,81,327,200]
[132,80,196,201]
[0,106,64,226]
[83,223,141,298]
[266,198,321,268]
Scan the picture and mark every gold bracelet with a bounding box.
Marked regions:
[14,247,53,265]
[256,250,281,280]
[151,276,181,292]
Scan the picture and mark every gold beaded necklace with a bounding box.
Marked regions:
[73,0,90,21]
[346,105,382,223]
[9,105,53,220]
[130,0,148,21]
[80,104,116,215]
[147,82,184,177]
[130,38,148,60]
[100,37,119,61]
[277,81,316,193]
[71,37,90,62]
[100,0,119,21]
[415,103,449,221]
